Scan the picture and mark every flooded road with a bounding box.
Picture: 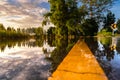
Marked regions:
[1,37,120,80]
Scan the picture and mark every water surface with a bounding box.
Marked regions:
[1,37,119,80]
[85,37,120,80]
[0,38,76,80]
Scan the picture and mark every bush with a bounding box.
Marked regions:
[97,29,112,36]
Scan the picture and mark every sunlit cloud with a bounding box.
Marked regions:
[0,0,119,29]
[0,0,49,29]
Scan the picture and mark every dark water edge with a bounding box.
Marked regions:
[48,37,79,73]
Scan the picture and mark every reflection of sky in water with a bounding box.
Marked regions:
[97,37,120,80]
[111,52,120,68]
[0,40,55,80]
[43,41,56,53]
[98,41,104,51]
[97,37,120,62]
[0,41,55,59]
[0,45,43,59]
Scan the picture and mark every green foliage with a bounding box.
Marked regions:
[81,18,98,36]
[47,27,55,44]
[49,0,68,36]
[0,24,6,30]
[43,0,83,36]
[0,30,29,39]
[97,29,112,36]
[0,38,26,52]
[117,19,120,31]
[0,38,44,52]
[103,11,115,31]
[24,27,44,38]
[66,0,85,36]
[43,0,115,36]
[0,24,29,39]
[35,27,43,38]
[47,27,55,36]
[99,37,112,46]
[79,0,114,22]
[49,37,78,72]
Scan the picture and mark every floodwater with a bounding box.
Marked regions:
[85,37,120,80]
[0,39,53,80]
[0,38,77,80]
[1,37,120,80]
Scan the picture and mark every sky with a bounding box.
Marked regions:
[0,0,120,29]
[0,0,49,29]
[110,0,120,21]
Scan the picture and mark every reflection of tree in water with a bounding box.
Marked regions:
[48,37,78,73]
[0,38,44,52]
[97,37,116,61]
[86,37,120,80]
[86,38,112,79]
[0,39,24,52]
[47,36,55,47]
[0,45,6,52]
[49,38,68,72]
[116,38,120,53]
[104,46,115,61]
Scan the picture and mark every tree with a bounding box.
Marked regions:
[47,27,55,37]
[103,11,115,31]
[43,0,85,36]
[35,27,43,37]
[117,19,120,32]
[17,28,21,32]
[22,28,26,33]
[0,24,6,31]
[7,27,12,31]
[48,0,68,36]
[81,18,98,36]
[66,0,86,35]
[78,0,115,22]
[43,0,115,36]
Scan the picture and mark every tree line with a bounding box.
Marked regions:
[0,24,29,39]
[43,0,120,37]
[98,11,120,36]
[0,24,44,39]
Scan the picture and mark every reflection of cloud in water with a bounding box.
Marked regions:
[43,41,56,53]
[0,46,43,59]
[111,52,120,69]
[97,37,120,80]
[98,41,104,51]
[0,45,52,80]
[0,56,51,80]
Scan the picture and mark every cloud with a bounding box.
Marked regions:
[1,0,119,29]
[0,0,49,28]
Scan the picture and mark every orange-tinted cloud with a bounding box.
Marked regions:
[0,0,48,28]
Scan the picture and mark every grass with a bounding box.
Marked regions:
[97,29,112,37]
